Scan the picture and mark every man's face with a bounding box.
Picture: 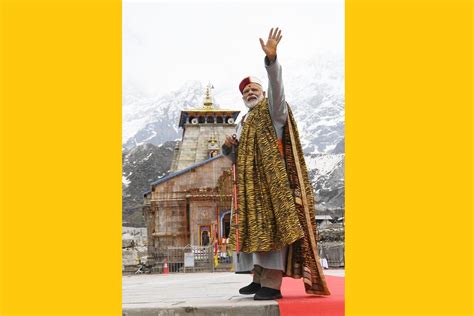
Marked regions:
[242,83,265,109]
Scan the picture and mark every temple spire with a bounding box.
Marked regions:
[202,82,214,109]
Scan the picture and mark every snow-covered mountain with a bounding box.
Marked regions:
[123,54,344,155]
[306,150,345,212]
[122,81,206,150]
[285,53,345,154]
[122,141,177,226]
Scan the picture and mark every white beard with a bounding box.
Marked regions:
[244,95,264,109]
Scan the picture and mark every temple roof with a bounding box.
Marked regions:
[144,154,225,195]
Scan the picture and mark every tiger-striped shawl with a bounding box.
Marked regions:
[229,98,331,295]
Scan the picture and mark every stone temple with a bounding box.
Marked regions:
[143,84,240,270]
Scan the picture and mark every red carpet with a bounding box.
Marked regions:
[278,275,344,316]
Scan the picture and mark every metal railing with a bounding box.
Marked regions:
[152,245,214,273]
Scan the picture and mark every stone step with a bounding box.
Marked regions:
[123,303,279,316]
[123,272,280,316]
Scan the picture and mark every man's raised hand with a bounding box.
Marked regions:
[259,27,283,62]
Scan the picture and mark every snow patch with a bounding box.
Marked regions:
[122,175,131,186]
[306,153,344,177]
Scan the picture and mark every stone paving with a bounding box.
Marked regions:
[122,270,344,316]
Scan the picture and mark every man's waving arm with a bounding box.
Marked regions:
[260,27,287,128]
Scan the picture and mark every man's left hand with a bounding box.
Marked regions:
[259,27,283,62]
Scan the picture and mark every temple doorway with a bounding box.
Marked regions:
[222,212,231,239]
[199,225,211,246]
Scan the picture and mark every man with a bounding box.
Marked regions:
[222,27,330,300]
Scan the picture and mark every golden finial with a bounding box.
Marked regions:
[203,82,214,108]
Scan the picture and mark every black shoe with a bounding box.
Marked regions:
[254,287,283,300]
[239,282,261,295]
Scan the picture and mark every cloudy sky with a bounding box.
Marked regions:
[123,0,344,100]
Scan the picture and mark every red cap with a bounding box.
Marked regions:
[239,76,262,94]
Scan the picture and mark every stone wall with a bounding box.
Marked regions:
[174,124,236,171]
[147,156,232,259]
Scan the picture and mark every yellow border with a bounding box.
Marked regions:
[0,0,121,315]
[346,0,472,315]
